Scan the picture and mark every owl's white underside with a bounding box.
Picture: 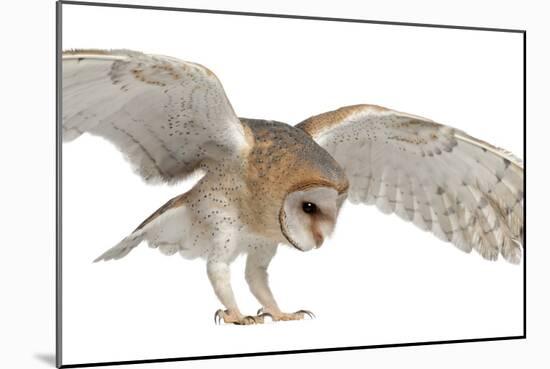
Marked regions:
[138,204,276,262]
[100,185,343,263]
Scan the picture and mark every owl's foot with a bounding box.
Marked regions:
[214,309,266,325]
[257,308,315,322]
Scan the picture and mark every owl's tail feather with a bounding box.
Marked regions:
[93,230,144,263]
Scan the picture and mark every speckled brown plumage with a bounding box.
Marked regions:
[239,119,348,237]
[134,119,349,239]
[297,104,389,137]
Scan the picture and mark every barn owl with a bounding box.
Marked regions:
[63,49,524,325]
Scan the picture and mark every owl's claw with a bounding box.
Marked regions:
[236,314,265,325]
[215,308,313,325]
[258,312,273,321]
[214,309,225,325]
[255,308,316,322]
[214,309,265,325]
[295,309,316,319]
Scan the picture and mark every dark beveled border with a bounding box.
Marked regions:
[56,1,527,367]
[56,1,63,367]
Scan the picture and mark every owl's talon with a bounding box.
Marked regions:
[214,309,225,325]
[295,309,316,319]
[240,315,256,325]
[213,309,265,325]
[259,312,273,321]
[257,308,264,315]
[257,309,315,322]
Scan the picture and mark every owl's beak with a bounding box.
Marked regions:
[313,231,324,248]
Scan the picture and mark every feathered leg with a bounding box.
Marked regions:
[207,261,262,325]
[245,246,314,322]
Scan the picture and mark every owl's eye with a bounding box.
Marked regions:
[302,202,317,214]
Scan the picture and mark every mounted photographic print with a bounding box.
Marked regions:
[57,1,526,367]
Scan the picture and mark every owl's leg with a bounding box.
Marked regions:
[207,261,262,325]
[245,246,315,322]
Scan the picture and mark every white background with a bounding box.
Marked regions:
[60,3,524,365]
[1,0,548,369]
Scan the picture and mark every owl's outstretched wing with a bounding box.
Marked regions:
[63,49,250,183]
[297,104,524,263]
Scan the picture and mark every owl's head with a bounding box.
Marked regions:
[241,119,349,250]
[279,186,347,251]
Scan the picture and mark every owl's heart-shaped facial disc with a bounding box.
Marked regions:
[280,187,345,251]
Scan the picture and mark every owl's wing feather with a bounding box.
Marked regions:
[94,192,190,262]
[63,49,249,184]
[297,104,523,263]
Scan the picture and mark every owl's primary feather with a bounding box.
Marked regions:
[63,49,250,184]
[64,49,524,325]
[297,104,524,263]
